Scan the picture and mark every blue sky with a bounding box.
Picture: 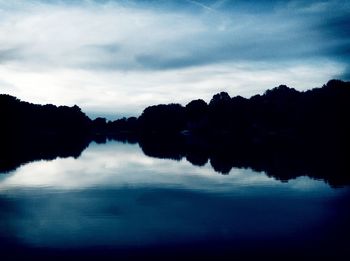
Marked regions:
[0,0,349,118]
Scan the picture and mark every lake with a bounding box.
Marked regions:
[0,140,349,260]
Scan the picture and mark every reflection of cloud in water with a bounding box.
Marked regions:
[0,141,348,252]
[0,141,330,193]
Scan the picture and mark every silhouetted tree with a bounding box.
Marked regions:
[92,117,107,133]
[185,99,208,132]
[138,103,186,134]
[208,92,232,130]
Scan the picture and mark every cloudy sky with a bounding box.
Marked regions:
[0,0,349,118]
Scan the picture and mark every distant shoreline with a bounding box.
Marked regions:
[1,79,349,186]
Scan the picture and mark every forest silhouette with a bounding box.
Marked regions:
[1,79,349,186]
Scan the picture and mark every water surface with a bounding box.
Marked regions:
[0,141,349,259]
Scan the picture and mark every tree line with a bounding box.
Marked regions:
[0,79,349,186]
[2,79,348,141]
[103,79,350,144]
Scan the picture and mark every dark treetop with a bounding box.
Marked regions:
[1,79,349,186]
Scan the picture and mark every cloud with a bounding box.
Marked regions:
[0,47,21,63]
[0,0,349,115]
[0,60,341,119]
[0,0,348,71]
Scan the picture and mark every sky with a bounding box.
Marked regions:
[0,0,349,119]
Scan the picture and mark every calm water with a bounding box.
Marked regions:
[0,141,349,259]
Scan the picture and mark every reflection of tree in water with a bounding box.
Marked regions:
[130,79,350,187]
[0,135,90,173]
[0,94,92,173]
[135,133,349,187]
[2,131,346,187]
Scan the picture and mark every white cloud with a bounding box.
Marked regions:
[0,60,343,117]
[0,0,347,117]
